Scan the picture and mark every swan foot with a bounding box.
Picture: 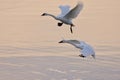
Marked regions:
[79,54,85,58]
[58,22,63,27]
[91,54,95,59]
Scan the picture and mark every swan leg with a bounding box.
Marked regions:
[70,24,74,33]
[70,26,73,33]
[58,22,63,27]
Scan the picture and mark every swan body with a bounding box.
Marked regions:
[59,39,95,59]
[41,2,83,33]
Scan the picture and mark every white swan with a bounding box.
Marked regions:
[41,2,83,33]
[59,39,95,59]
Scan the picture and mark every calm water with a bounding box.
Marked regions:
[0,0,120,55]
[0,1,120,80]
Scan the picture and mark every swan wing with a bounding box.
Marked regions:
[64,2,83,20]
[57,5,70,17]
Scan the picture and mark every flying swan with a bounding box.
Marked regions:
[41,2,83,33]
[59,39,95,58]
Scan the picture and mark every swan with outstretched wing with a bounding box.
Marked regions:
[41,2,83,33]
[59,39,95,59]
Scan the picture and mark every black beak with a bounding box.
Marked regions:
[41,13,45,16]
[59,41,63,43]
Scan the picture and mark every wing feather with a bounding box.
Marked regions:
[64,2,83,20]
[57,5,70,17]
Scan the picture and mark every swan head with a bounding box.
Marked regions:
[59,40,67,43]
[41,13,48,16]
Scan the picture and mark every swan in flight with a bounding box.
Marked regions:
[41,2,83,33]
[59,39,95,59]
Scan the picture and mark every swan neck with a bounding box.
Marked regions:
[66,41,78,48]
[46,13,57,19]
